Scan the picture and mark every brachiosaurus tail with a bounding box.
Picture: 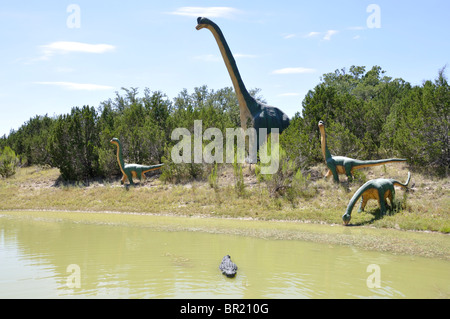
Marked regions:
[392,172,411,189]
[142,164,164,174]
[352,158,407,169]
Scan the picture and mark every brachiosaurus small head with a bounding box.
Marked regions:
[318,120,325,134]
[110,137,120,147]
[196,17,213,30]
[342,213,351,225]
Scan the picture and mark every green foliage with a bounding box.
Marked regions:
[384,67,449,175]
[48,106,101,182]
[0,146,20,178]
[232,160,246,197]
[282,65,449,177]
[2,65,449,182]
[208,163,219,190]
[257,143,315,205]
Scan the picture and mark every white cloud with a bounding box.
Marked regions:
[283,34,297,39]
[169,7,241,18]
[35,81,114,91]
[39,41,115,60]
[323,30,339,41]
[304,30,340,40]
[272,67,316,75]
[234,53,258,59]
[305,31,320,38]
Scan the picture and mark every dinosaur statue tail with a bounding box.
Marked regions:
[143,164,164,173]
[353,158,407,170]
[393,172,411,189]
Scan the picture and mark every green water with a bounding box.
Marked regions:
[0,212,448,298]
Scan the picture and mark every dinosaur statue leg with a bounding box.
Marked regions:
[384,188,395,211]
[327,165,339,182]
[121,174,127,185]
[126,172,134,185]
[345,165,354,182]
[358,196,369,213]
[377,189,387,215]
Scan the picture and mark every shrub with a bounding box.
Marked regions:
[0,146,20,178]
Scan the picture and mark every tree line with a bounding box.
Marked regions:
[1,65,448,181]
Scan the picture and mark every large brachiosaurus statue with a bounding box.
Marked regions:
[196,17,290,149]
[342,172,411,225]
[110,138,163,185]
[318,121,406,182]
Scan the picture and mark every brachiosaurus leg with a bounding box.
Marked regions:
[385,188,394,211]
[127,173,134,185]
[345,165,354,182]
[358,196,369,213]
[378,189,387,215]
[328,167,339,183]
[121,175,127,185]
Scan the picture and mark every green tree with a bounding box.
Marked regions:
[0,146,20,178]
[386,67,449,176]
[48,106,100,182]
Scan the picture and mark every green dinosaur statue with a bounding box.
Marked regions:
[196,17,290,150]
[110,138,163,185]
[318,120,406,182]
[342,172,411,225]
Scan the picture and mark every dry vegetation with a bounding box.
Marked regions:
[1,163,449,234]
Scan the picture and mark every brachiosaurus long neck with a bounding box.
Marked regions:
[198,18,260,121]
[318,122,332,161]
[113,140,126,174]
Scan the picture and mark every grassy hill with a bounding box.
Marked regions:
[1,163,448,234]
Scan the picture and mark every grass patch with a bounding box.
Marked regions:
[0,164,449,234]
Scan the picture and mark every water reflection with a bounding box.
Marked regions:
[0,215,448,298]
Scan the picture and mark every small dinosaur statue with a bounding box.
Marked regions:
[196,17,290,151]
[110,138,163,185]
[342,172,411,225]
[318,120,406,182]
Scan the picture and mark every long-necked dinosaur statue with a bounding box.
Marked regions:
[110,138,163,185]
[318,120,406,182]
[342,172,411,225]
[196,17,290,150]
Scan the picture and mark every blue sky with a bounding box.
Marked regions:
[1,0,449,137]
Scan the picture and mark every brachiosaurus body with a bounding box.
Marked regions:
[318,121,406,182]
[196,17,290,150]
[110,138,163,185]
[342,172,411,225]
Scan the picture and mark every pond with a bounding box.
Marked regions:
[0,211,448,298]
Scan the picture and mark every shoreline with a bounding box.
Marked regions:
[1,209,449,261]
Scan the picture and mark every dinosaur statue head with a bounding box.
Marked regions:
[342,213,351,225]
[318,120,325,132]
[110,137,120,147]
[196,17,214,30]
